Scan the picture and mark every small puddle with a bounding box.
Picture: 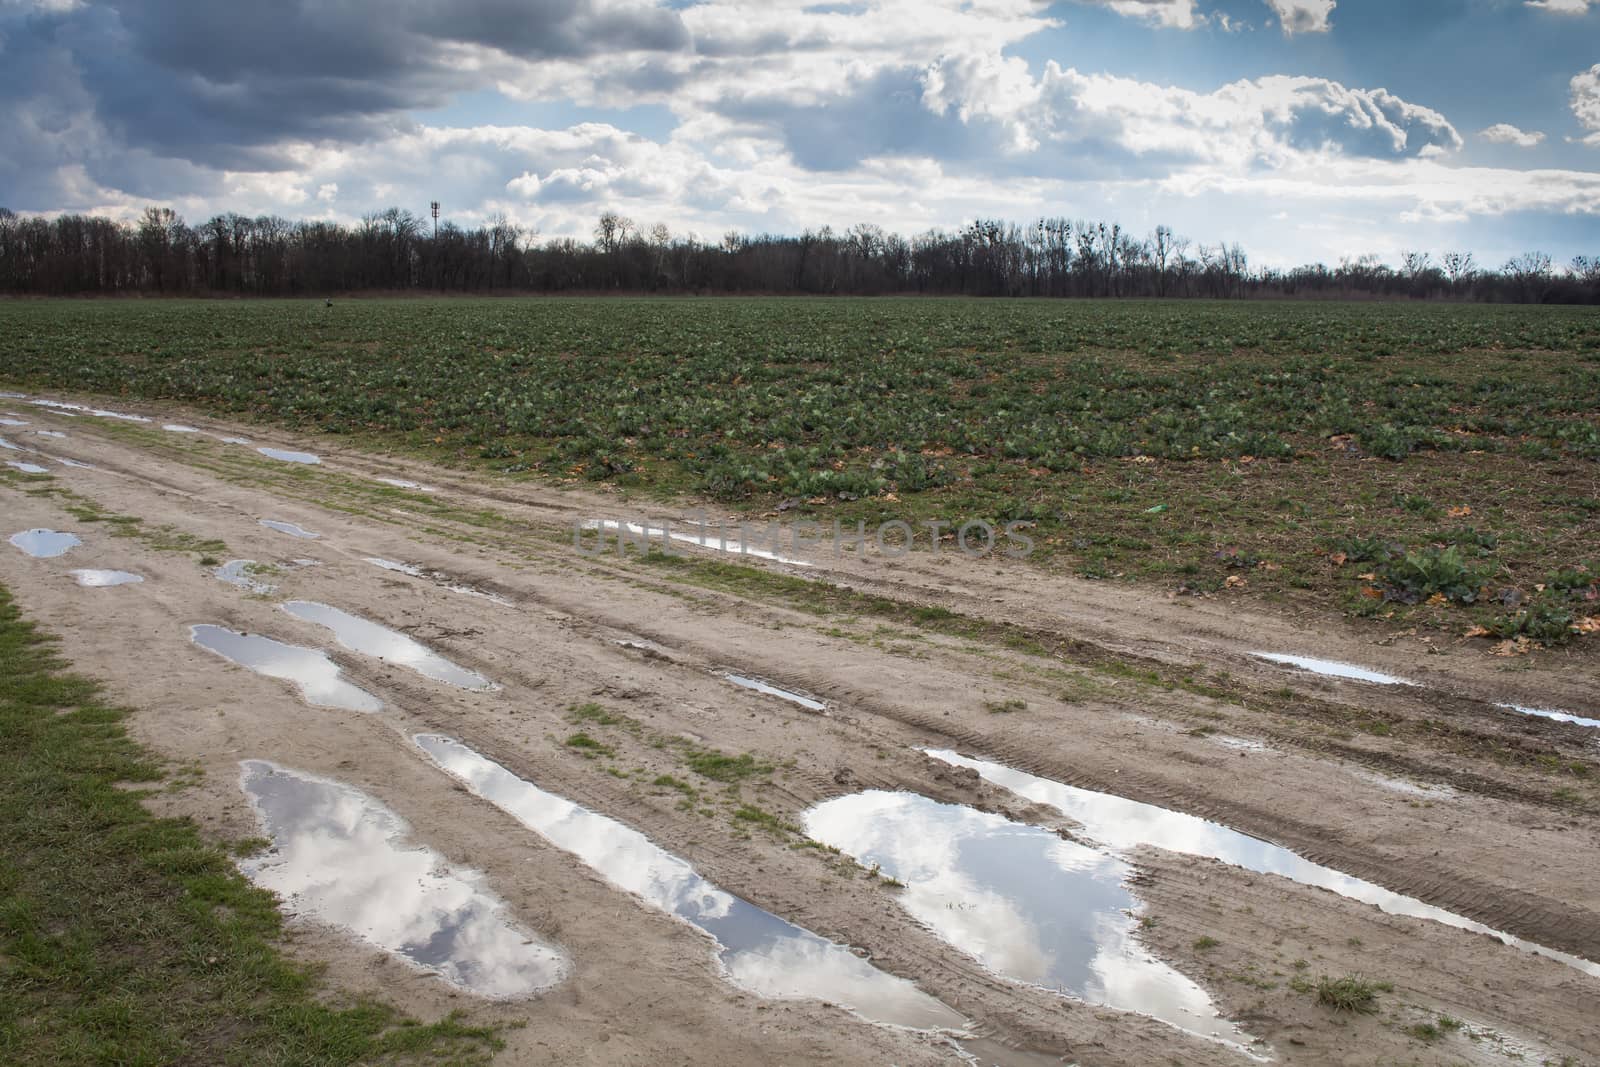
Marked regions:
[927,750,1600,978]
[59,458,95,470]
[802,790,1254,1053]
[257,447,321,465]
[220,436,252,445]
[26,398,150,422]
[378,477,437,492]
[1496,703,1600,730]
[364,558,511,605]
[281,602,495,691]
[70,569,144,587]
[35,430,66,439]
[238,760,569,997]
[726,673,827,712]
[6,461,48,474]
[9,529,81,558]
[163,424,200,433]
[1252,652,1411,686]
[1211,736,1269,753]
[189,624,382,711]
[586,520,815,567]
[260,519,320,539]
[0,436,25,451]
[0,418,26,426]
[414,735,964,1031]
[215,560,277,595]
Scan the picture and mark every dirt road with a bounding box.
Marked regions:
[1,393,1596,1066]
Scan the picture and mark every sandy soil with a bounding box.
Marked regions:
[1,393,1596,1066]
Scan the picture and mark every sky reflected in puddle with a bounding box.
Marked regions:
[9,528,81,558]
[70,569,144,587]
[726,674,827,712]
[378,477,437,492]
[803,790,1255,1052]
[585,520,814,567]
[1251,652,1411,686]
[282,601,495,690]
[190,624,382,711]
[239,760,569,998]
[260,519,320,539]
[35,430,66,439]
[26,399,150,422]
[0,435,25,451]
[163,424,200,433]
[215,559,277,594]
[414,735,964,1031]
[364,558,511,605]
[0,418,26,426]
[927,750,1600,978]
[1495,703,1600,730]
[258,447,321,464]
[6,461,48,474]
[58,458,95,470]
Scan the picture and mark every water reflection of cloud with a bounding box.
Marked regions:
[191,625,382,711]
[282,602,494,690]
[415,735,964,1031]
[239,761,568,998]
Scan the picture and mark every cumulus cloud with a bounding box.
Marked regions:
[1480,123,1546,147]
[1088,0,1200,29]
[1524,0,1595,12]
[1264,0,1335,34]
[1574,63,1600,145]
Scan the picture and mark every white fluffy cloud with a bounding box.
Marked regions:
[1264,0,1335,34]
[1525,0,1595,13]
[1094,0,1199,29]
[1573,63,1600,145]
[1480,123,1546,147]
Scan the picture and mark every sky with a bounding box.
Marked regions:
[2,0,1599,268]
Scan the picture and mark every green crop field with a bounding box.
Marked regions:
[3,296,1598,645]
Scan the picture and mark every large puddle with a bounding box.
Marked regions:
[926,750,1600,978]
[258,447,321,465]
[803,791,1255,1052]
[259,519,320,539]
[238,760,569,998]
[189,624,382,712]
[1251,652,1411,686]
[281,602,495,691]
[726,673,827,712]
[1496,703,1600,731]
[414,735,964,1031]
[9,528,81,558]
[215,559,277,595]
[71,569,144,587]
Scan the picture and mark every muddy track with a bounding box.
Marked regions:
[2,393,1597,1065]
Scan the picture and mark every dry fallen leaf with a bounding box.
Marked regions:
[1328,552,1348,566]
[1225,575,1248,589]
[1360,586,1385,600]
[1447,505,1472,518]
[1357,572,1378,581]
[1463,625,1492,638]
[1491,637,1534,657]
[1426,593,1448,607]
[1572,616,1600,635]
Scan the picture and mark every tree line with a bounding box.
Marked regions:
[1,205,1597,303]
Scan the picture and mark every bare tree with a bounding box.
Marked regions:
[1441,251,1475,287]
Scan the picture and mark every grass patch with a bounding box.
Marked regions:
[681,747,771,783]
[564,732,614,758]
[0,582,501,1065]
[1313,974,1392,1014]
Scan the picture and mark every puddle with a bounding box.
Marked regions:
[257,447,321,465]
[414,735,964,1030]
[726,673,827,712]
[1211,736,1269,753]
[1354,769,1457,799]
[59,458,95,470]
[35,430,66,438]
[1496,703,1600,730]
[0,418,26,426]
[71,569,144,587]
[220,436,252,445]
[0,436,24,451]
[163,424,200,433]
[190,624,382,712]
[927,750,1600,978]
[281,602,495,691]
[1251,652,1412,686]
[364,558,511,605]
[378,477,437,492]
[7,461,48,474]
[585,520,814,567]
[9,528,81,558]
[215,559,277,595]
[26,398,150,422]
[238,760,568,997]
[260,519,320,539]
[802,790,1254,1052]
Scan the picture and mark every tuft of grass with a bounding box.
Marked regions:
[1313,974,1391,1014]
[682,747,771,783]
[1192,935,1220,952]
[983,698,1028,714]
[568,702,624,726]
[564,732,614,757]
[0,582,502,1065]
